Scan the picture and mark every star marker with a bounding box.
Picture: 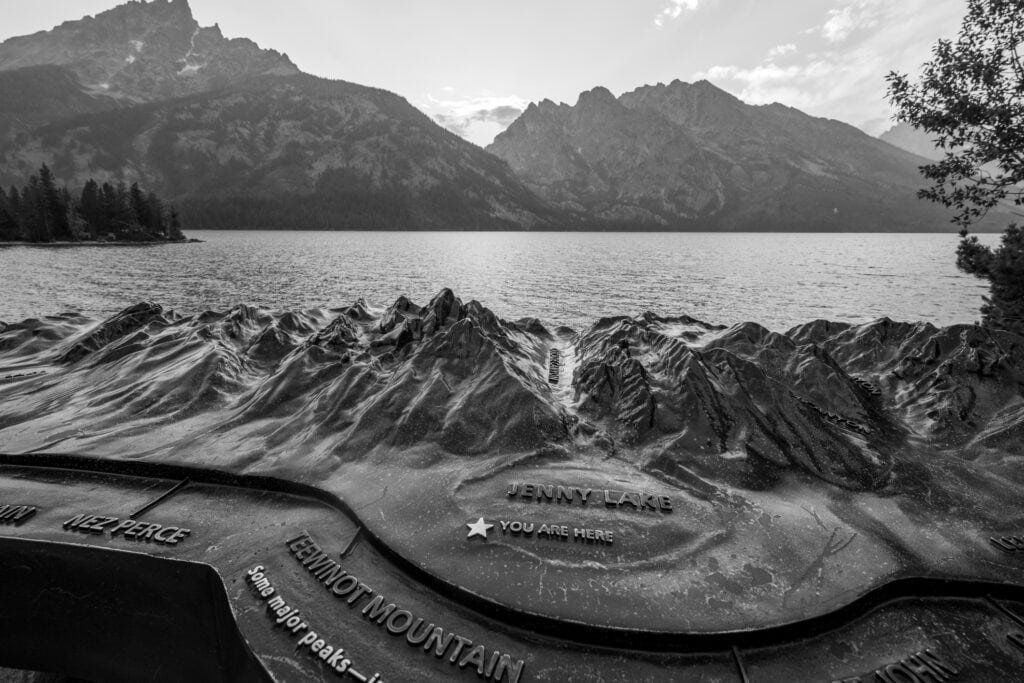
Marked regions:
[466,517,493,539]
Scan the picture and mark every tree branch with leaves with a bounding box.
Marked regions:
[887,0,1024,334]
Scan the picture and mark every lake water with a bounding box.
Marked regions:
[0,231,998,331]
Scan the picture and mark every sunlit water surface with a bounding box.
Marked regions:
[0,231,998,331]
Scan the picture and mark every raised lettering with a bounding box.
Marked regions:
[285,532,311,547]
[166,528,191,544]
[618,492,641,509]
[306,554,336,575]
[316,563,347,584]
[493,653,525,683]
[330,576,358,597]
[423,627,454,658]
[139,523,163,540]
[448,635,471,663]
[62,513,92,530]
[459,644,487,674]
[362,595,397,624]
[904,653,948,682]
[9,506,36,524]
[406,619,433,646]
[883,662,918,682]
[385,610,414,635]
[346,583,373,605]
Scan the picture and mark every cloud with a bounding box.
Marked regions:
[419,93,529,146]
[433,105,525,136]
[810,0,883,44]
[767,43,797,58]
[693,0,964,134]
[654,0,706,27]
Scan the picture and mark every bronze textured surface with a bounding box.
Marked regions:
[0,458,1023,681]
[1,290,1024,679]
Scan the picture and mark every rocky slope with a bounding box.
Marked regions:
[2,290,1022,492]
[0,0,298,104]
[0,73,562,228]
[0,0,564,228]
[488,80,1005,231]
[879,122,942,161]
[0,65,120,139]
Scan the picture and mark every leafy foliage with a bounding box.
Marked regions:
[887,0,1023,227]
[887,0,1024,333]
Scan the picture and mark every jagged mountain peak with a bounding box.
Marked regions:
[0,0,299,102]
[488,76,988,231]
[620,78,751,132]
[575,85,618,107]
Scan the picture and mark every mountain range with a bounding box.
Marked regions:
[0,0,999,231]
[487,82,970,231]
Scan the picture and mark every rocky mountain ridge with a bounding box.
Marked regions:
[0,0,298,103]
[0,0,565,228]
[878,122,943,161]
[488,80,1004,231]
[0,1,998,230]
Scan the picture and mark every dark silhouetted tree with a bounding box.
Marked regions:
[887,0,1024,334]
[5,186,23,240]
[22,174,49,241]
[0,187,16,241]
[39,164,70,240]
[78,179,102,237]
[0,167,185,243]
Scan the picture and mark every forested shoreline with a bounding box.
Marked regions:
[0,165,185,243]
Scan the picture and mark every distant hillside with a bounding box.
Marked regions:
[878,122,943,161]
[0,1,1004,231]
[0,72,564,229]
[488,80,1006,231]
[0,0,567,229]
[0,65,119,139]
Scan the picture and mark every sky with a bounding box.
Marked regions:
[0,0,967,147]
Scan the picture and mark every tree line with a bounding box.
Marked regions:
[0,164,184,243]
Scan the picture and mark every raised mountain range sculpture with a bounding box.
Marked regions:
[2,290,1024,680]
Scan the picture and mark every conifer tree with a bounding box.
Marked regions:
[78,179,102,237]
[0,187,15,241]
[0,167,184,243]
